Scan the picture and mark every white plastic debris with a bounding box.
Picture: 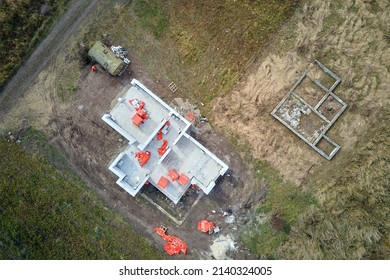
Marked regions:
[225,215,235,224]
[210,234,236,260]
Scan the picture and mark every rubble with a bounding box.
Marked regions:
[210,234,236,260]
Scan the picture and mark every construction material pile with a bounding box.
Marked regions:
[153,226,187,255]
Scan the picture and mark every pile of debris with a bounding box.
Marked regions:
[153,226,187,255]
[210,234,236,260]
[153,219,221,256]
[172,98,212,135]
[111,45,130,65]
[154,212,239,258]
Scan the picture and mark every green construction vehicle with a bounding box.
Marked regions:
[88,41,130,76]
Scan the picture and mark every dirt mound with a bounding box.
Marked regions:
[212,0,390,185]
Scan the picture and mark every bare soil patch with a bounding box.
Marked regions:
[317,95,343,121]
[270,215,284,232]
[294,76,327,107]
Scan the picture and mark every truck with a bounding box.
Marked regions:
[88,41,130,76]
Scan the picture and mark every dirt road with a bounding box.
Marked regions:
[0,0,100,119]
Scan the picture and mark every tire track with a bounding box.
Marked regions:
[0,0,101,118]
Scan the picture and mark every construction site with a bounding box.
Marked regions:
[102,79,228,204]
[0,0,389,261]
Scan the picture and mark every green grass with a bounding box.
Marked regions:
[55,58,81,102]
[227,131,316,258]
[240,159,316,259]
[279,105,390,259]
[72,0,298,105]
[253,160,316,223]
[0,137,164,259]
[133,0,169,39]
[0,0,70,90]
[17,128,68,168]
[235,112,389,259]
[242,223,289,259]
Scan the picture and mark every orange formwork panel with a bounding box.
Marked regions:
[131,114,144,126]
[129,98,145,110]
[168,169,179,182]
[157,176,169,189]
[153,226,169,240]
[135,151,151,167]
[153,226,187,255]
[164,236,187,255]
[178,174,189,186]
[158,140,168,156]
[186,113,195,121]
[136,108,148,120]
[157,130,163,141]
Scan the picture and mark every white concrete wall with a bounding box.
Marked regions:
[102,114,136,145]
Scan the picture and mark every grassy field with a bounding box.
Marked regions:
[239,105,390,259]
[227,131,316,259]
[241,160,315,259]
[280,106,390,259]
[0,0,70,90]
[62,0,299,104]
[0,134,163,259]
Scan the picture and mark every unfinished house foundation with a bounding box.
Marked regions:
[271,60,347,160]
[102,79,228,204]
